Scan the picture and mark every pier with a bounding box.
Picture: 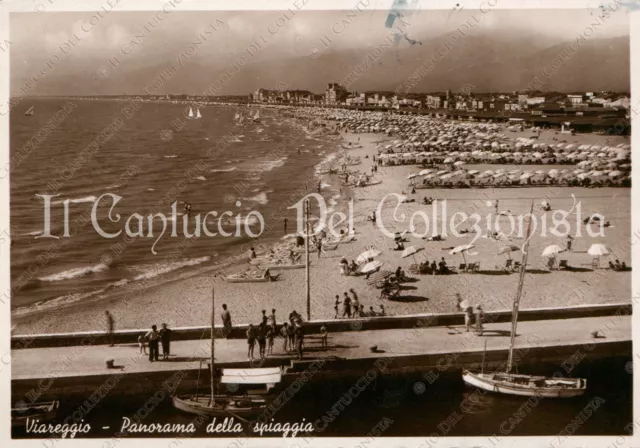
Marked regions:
[11,314,631,402]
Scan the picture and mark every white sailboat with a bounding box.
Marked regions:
[25,106,34,116]
[234,111,240,121]
[196,108,202,119]
[462,203,587,398]
[252,109,260,122]
[188,107,194,119]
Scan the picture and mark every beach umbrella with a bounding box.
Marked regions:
[357,249,382,263]
[454,161,465,166]
[587,244,612,257]
[498,244,520,259]
[449,244,475,264]
[360,260,384,274]
[401,246,418,258]
[366,270,394,286]
[541,244,565,258]
[407,173,419,179]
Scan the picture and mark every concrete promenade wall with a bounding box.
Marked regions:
[12,303,631,349]
[11,340,631,402]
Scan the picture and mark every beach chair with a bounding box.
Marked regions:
[559,260,568,270]
[504,259,513,272]
[380,285,401,301]
[458,263,467,273]
[471,262,480,273]
[513,261,521,272]
[591,258,599,269]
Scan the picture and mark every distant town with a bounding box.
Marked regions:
[35,82,633,134]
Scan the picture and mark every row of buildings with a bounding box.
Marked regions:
[249,84,630,115]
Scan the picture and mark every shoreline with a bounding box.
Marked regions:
[11,111,631,335]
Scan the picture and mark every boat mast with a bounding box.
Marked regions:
[210,286,215,405]
[506,202,534,374]
[305,199,311,321]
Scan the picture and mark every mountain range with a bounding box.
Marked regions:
[12,30,629,96]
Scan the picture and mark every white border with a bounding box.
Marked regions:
[0,0,637,447]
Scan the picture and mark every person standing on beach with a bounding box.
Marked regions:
[261,309,268,326]
[342,294,352,318]
[334,295,341,318]
[246,324,257,360]
[317,238,323,258]
[474,305,484,335]
[146,325,160,362]
[320,324,328,349]
[494,200,499,217]
[105,311,115,347]
[284,218,288,234]
[287,322,296,350]
[221,304,232,338]
[159,323,172,360]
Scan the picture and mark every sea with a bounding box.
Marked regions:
[9,98,343,316]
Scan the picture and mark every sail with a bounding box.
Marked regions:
[234,112,240,120]
[196,108,202,119]
[188,107,194,118]
[254,110,259,120]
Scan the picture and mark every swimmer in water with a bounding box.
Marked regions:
[184,202,192,214]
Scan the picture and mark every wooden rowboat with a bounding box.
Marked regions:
[223,276,270,283]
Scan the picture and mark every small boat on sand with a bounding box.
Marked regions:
[12,401,59,427]
[223,269,280,283]
[258,263,306,270]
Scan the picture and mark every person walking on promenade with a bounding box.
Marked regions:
[221,304,232,338]
[334,295,341,318]
[246,324,257,360]
[350,289,359,317]
[257,322,267,359]
[474,305,484,335]
[159,323,172,360]
[287,322,296,351]
[269,308,277,332]
[105,310,115,347]
[320,324,328,349]
[261,309,268,326]
[464,307,474,332]
[296,325,304,360]
[137,334,147,355]
[146,325,160,362]
[281,322,289,352]
[342,293,352,318]
[267,326,274,355]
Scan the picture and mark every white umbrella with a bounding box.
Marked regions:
[498,244,520,260]
[541,245,565,257]
[360,260,383,274]
[401,246,418,258]
[587,244,612,257]
[449,244,475,264]
[357,249,382,264]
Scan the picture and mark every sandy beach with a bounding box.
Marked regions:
[12,123,631,335]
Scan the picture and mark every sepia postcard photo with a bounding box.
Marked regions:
[1,0,638,446]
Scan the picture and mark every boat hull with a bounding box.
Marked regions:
[462,370,586,398]
[172,395,267,417]
[12,401,59,427]
[223,277,269,283]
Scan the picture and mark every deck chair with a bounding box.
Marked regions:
[558,260,568,270]
[513,261,521,271]
[458,263,467,272]
[504,259,513,271]
[591,258,599,269]
[472,262,480,273]
[380,285,401,300]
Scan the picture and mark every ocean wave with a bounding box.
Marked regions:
[210,167,237,173]
[147,188,155,191]
[38,263,109,282]
[52,195,97,205]
[196,176,206,181]
[131,256,211,281]
[242,191,269,205]
[164,155,178,158]
[12,288,109,316]
[258,157,287,172]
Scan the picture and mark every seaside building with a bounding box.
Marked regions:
[325,83,348,105]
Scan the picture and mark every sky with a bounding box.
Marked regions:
[8,9,630,94]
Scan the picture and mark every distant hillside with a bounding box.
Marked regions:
[11,31,629,96]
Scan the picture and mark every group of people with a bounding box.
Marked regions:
[139,323,172,362]
[238,307,307,360]
[339,257,360,276]
[609,259,628,271]
[333,289,385,318]
[416,258,450,275]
